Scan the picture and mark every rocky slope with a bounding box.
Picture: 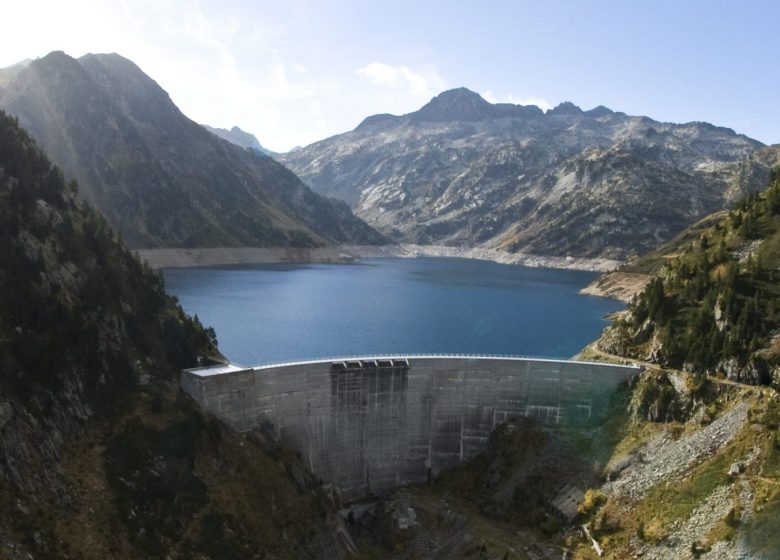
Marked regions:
[0,111,352,559]
[579,271,653,302]
[0,51,385,249]
[557,171,780,559]
[572,377,778,560]
[281,88,771,259]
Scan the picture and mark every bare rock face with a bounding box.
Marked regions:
[629,370,692,423]
[281,88,771,260]
[597,318,656,360]
[720,358,770,385]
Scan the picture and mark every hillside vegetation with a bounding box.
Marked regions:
[563,171,780,558]
[600,170,780,384]
[0,111,352,559]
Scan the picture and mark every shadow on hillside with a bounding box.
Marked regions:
[742,493,780,558]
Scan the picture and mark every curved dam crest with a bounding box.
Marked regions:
[181,355,639,501]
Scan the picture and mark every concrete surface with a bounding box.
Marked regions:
[182,355,639,501]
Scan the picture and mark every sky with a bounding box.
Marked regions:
[2,0,779,152]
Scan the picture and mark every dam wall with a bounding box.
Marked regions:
[181,356,639,501]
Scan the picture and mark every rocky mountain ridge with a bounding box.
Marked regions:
[0,51,385,249]
[202,124,272,155]
[281,88,771,260]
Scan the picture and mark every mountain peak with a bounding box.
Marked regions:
[585,105,614,118]
[204,124,269,154]
[413,87,494,122]
[549,101,583,116]
[356,113,399,130]
[432,87,487,103]
[80,51,132,63]
[78,52,153,85]
[0,51,384,248]
[34,50,81,72]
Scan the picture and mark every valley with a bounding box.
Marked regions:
[1,8,779,557]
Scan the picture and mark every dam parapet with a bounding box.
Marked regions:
[181,355,639,501]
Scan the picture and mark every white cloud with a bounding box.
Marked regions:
[482,90,553,111]
[356,62,445,98]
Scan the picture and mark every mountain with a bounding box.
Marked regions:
[0,110,354,558]
[3,103,776,557]
[0,51,385,249]
[568,171,780,559]
[202,124,273,155]
[0,58,31,85]
[583,162,780,422]
[594,168,780,383]
[280,88,767,260]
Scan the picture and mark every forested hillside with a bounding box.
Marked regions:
[0,111,351,559]
[599,171,780,385]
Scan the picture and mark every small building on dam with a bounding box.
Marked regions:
[181,355,639,501]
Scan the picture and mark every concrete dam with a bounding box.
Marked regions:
[181,355,639,501]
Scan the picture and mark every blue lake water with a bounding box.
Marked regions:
[163,257,623,365]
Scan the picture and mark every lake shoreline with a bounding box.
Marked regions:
[164,256,623,365]
[136,244,623,272]
[579,271,653,303]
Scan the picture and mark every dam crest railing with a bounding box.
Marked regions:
[192,353,641,376]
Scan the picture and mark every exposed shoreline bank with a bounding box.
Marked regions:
[136,244,624,273]
[579,271,653,302]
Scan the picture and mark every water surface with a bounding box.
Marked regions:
[163,258,623,365]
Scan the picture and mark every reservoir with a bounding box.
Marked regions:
[163,257,623,365]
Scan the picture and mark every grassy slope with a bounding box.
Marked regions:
[620,211,728,276]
